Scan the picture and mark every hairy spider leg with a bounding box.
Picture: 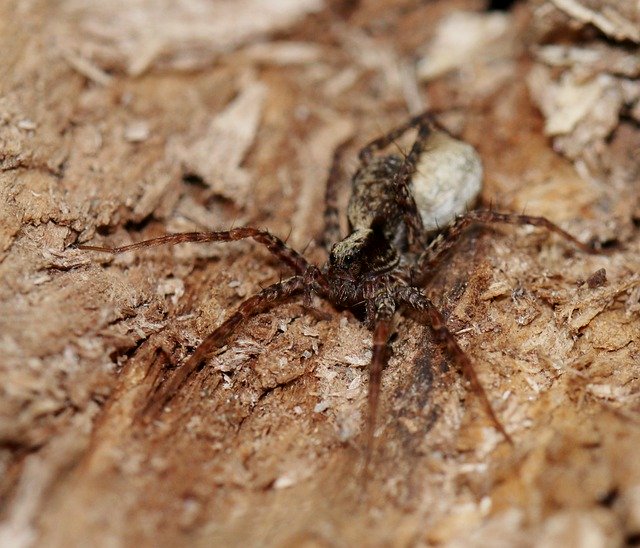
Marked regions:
[358,113,448,251]
[388,122,433,250]
[395,285,512,443]
[415,209,597,278]
[363,298,395,471]
[322,143,350,251]
[143,275,307,417]
[357,111,436,163]
[79,227,312,275]
[80,228,325,414]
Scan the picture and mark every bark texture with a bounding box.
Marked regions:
[1,0,639,546]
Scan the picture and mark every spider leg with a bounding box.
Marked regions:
[143,274,307,417]
[395,286,512,443]
[415,209,597,277]
[363,295,396,470]
[390,122,432,250]
[359,112,443,250]
[79,227,312,275]
[322,143,349,251]
[301,267,333,320]
[358,111,435,163]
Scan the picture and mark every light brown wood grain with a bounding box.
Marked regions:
[1,0,639,545]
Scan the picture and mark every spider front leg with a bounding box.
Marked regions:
[143,274,308,417]
[363,295,396,469]
[415,209,597,277]
[79,227,312,275]
[80,227,322,415]
[395,286,512,444]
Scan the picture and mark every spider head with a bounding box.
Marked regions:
[328,221,398,280]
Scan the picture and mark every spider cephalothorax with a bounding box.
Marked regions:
[81,111,596,464]
[328,222,399,282]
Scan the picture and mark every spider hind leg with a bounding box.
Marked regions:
[395,285,512,444]
[322,143,350,251]
[141,275,307,418]
[358,114,439,251]
[416,209,597,278]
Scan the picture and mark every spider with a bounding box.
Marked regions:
[80,111,596,462]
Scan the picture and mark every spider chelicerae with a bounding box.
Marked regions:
[81,111,596,460]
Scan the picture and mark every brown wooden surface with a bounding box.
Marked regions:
[1,0,639,546]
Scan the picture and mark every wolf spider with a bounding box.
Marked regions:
[81,112,595,461]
